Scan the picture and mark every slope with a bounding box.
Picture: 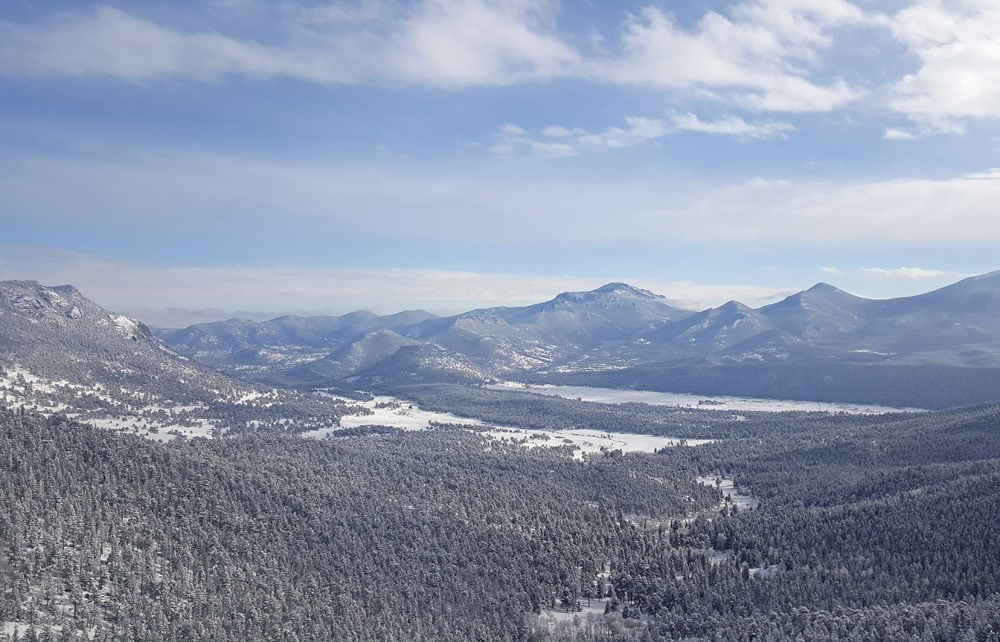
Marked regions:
[0,281,353,437]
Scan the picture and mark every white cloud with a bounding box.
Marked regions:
[0,7,325,82]
[882,127,916,141]
[861,267,966,280]
[677,170,1000,245]
[527,141,578,159]
[577,116,673,149]
[15,0,1000,137]
[591,2,869,112]
[498,123,528,136]
[492,117,670,157]
[493,112,791,157]
[887,1,1000,131]
[6,147,1000,249]
[0,0,871,115]
[541,125,581,138]
[671,112,793,140]
[25,0,1000,136]
[0,2,579,87]
[821,266,845,276]
[390,0,580,86]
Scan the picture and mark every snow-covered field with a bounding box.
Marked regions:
[0,364,718,455]
[305,392,713,458]
[483,426,713,460]
[696,475,758,510]
[535,599,618,629]
[301,395,481,438]
[84,415,216,441]
[491,382,924,414]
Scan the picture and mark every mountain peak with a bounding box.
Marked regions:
[805,282,847,295]
[592,282,658,298]
[718,299,752,312]
[791,282,862,304]
[547,282,662,307]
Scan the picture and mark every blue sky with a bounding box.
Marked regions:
[3,0,1000,326]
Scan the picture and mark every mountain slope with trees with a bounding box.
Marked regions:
[0,281,355,437]
[4,396,1000,640]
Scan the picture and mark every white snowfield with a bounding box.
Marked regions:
[490,382,925,414]
[481,426,714,460]
[304,392,713,459]
[299,395,479,438]
[696,475,759,511]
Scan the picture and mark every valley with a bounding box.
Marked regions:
[2,277,1000,641]
[8,4,1000,639]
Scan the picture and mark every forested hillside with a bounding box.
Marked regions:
[4,397,1000,640]
[0,409,714,641]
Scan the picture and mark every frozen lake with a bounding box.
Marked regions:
[491,383,924,414]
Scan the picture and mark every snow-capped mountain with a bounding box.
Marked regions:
[80,270,1000,406]
[342,343,491,387]
[395,282,688,372]
[152,273,1000,393]
[0,281,354,437]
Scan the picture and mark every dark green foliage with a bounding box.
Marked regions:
[0,408,713,641]
[5,390,1000,641]
[547,403,1000,641]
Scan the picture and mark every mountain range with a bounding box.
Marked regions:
[5,273,1000,413]
[150,271,1000,408]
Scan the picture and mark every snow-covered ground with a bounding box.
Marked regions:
[304,392,714,458]
[535,599,617,628]
[0,363,298,440]
[0,364,119,410]
[0,364,720,454]
[301,395,481,438]
[696,475,758,510]
[491,382,924,414]
[84,415,216,441]
[483,426,713,460]
[340,396,477,430]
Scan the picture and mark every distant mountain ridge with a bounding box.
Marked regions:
[152,271,1000,407]
[10,273,1000,410]
[161,281,691,383]
[156,309,438,374]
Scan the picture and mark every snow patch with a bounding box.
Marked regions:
[484,426,714,460]
[110,314,141,337]
[493,383,924,414]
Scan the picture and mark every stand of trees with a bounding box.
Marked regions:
[3,393,1000,640]
[0,408,714,641]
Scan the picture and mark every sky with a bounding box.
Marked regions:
[3,0,1000,327]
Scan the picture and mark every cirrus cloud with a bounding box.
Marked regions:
[8,0,1000,136]
[861,267,968,280]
